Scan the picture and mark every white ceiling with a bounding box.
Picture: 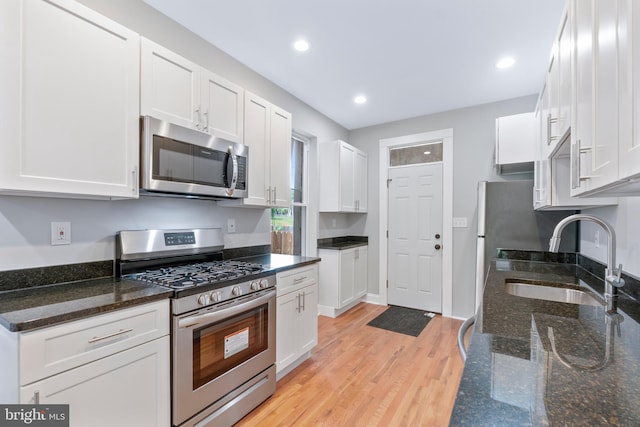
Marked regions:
[142,0,565,130]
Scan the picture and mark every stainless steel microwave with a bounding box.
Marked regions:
[141,116,248,199]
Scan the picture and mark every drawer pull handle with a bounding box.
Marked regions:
[293,276,308,283]
[88,328,133,344]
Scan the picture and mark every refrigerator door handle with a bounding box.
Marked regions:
[477,181,487,236]
[475,237,486,312]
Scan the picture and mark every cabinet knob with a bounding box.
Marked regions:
[435,244,441,250]
[435,233,441,239]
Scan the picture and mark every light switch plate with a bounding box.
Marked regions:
[453,217,468,228]
[51,222,71,245]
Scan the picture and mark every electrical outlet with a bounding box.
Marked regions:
[51,222,71,245]
[227,218,236,233]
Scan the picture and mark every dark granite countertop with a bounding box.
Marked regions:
[234,253,321,273]
[0,254,320,333]
[317,236,368,250]
[0,277,172,332]
[450,256,640,426]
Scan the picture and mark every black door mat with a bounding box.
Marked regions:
[366,305,435,337]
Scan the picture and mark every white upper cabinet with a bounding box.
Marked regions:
[140,38,200,130]
[557,11,573,141]
[542,8,572,159]
[0,0,140,199]
[495,112,536,174]
[200,70,244,142]
[141,38,244,143]
[618,0,640,185]
[570,0,640,196]
[534,44,616,210]
[219,91,292,208]
[354,150,368,212]
[270,105,293,207]
[319,140,368,213]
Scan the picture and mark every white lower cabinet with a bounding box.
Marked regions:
[21,337,169,427]
[0,300,170,427]
[275,265,318,378]
[318,246,368,318]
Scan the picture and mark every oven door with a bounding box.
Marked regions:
[141,115,248,198]
[172,289,275,426]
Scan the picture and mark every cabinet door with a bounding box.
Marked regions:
[275,291,298,373]
[0,0,139,199]
[544,48,561,158]
[140,38,201,130]
[353,246,368,298]
[571,0,596,196]
[270,105,292,208]
[339,143,356,212]
[590,0,620,189]
[243,92,271,206]
[557,11,572,139]
[619,0,640,180]
[21,337,170,427]
[298,284,318,354]
[201,71,244,143]
[339,249,355,307]
[355,150,368,212]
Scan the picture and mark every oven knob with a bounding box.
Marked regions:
[197,294,210,305]
[231,286,242,296]
[259,279,269,289]
[250,281,260,291]
[209,292,220,302]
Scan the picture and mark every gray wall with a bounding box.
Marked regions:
[0,0,348,271]
[347,95,538,319]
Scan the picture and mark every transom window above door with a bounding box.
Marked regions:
[389,142,443,166]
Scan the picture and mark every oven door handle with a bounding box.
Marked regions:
[178,290,274,329]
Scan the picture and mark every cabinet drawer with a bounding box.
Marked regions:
[20,300,169,385]
[276,265,317,296]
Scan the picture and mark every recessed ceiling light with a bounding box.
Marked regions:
[354,95,367,104]
[496,57,516,69]
[424,151,431,155]
[293,39,310,52]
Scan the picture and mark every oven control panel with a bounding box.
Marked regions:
[174,275,277,314]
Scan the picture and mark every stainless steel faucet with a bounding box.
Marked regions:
[549,214,625,300]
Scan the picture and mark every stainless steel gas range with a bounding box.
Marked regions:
[116,228,276,427]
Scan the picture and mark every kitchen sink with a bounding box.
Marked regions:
[504,279,604,306]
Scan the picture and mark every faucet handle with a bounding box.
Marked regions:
[609,264,625,288]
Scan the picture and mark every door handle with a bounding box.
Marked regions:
[435,244,441,250]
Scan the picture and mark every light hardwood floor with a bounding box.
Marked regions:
[237,302,464,427]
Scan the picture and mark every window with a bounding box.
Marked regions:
[389,141,443,166]
[271,136,307,255]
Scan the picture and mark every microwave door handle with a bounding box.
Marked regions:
[226,146,238,196]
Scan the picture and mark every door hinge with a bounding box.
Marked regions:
[387,178,392,188]
[386,230,388,238]
[386,280,389,288]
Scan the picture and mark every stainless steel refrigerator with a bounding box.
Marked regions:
[474,181,578,310]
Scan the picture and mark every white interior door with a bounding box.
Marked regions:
[387,162,443,312]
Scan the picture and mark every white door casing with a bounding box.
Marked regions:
[387,163,443,311]
[379,129,453,317]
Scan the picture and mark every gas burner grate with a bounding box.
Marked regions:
[127,260,266,289]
